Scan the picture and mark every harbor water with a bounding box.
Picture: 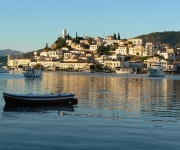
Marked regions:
[0,71,180,149]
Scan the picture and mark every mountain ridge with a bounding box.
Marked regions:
[135,31,180,47]
[0,49,23,56]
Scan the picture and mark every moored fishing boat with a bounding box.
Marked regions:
[23,68,42,77]
[3,92,78,105]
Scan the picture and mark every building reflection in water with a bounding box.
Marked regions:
[5,72,180,116]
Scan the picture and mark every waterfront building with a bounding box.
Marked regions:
[13,58,31,67]
[129,61,144,73]
[103,60,120,70]
[144,57,178,72]
[144,57,161,68]
[7,54,24,67]
[29,61,59,70]
[160,59,178,72]
[59,61,94,71]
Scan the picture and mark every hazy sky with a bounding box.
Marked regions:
[0,0,179,52]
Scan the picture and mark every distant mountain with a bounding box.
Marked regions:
[135,31,180,47]
[0,49,23,56]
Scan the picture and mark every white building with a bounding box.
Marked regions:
[128,38,142,46]
[158,52,175,60]
[143,43,156,56]
[62,29,66,38]
[129,45,144,56]
[40,51,49,57]
[108,54,126,61]
[90,45,99,52]
[103,39,121,46]
[116,46,128,55]
[48,50,63,59]
[66,40,73,46]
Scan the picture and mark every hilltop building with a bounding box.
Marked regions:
[62,29,66,38]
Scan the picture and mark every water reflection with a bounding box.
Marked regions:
[2,72,180,119]
[3,104,74,113]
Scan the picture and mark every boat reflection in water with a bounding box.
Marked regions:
[3,103,75,114]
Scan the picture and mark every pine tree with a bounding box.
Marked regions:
[114,33,117,40]
[76,32,78,38]
[118,32,120,40]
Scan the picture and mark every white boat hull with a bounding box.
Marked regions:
[147,63,165,77]
[23,68,42,77]
[115,68,134,74]
[24,74,42,77]
[147,71,165,77]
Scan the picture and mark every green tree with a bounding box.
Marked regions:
[56,39,66,49]
[88,39,93,45]
[76,32,78,38]
[98,46,110,55]
[114,33,117,40]
[18,65,23,68]
[83,44,90,49]
[95,65,102,71]
[45,43,49,50]
[118,32,120,40]
[90,65,95,70]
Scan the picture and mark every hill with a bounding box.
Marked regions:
[0,49,23,56]
[0,56,7,64]
[135,31,180,47]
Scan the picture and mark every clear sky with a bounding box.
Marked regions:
[0,0,179,52]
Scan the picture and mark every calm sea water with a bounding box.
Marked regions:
[0,71,180,149]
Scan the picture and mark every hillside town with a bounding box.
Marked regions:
[6,29,180,73]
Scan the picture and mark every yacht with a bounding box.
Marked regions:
[115,67,134,74]
[147,63,165,77]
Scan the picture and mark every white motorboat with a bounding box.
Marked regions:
[115,68,134,74]
[147,63,165,77]
[0,67,9,73]
[23,68,42,77]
